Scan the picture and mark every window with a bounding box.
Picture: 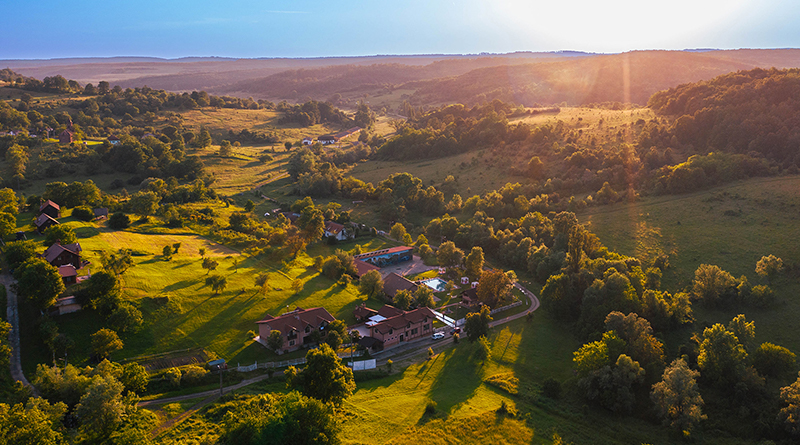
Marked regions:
[411,328,418,335]
[423,324,429,331]
[388,328,393,335]
[305,326,310,333]
[289,340,295,346]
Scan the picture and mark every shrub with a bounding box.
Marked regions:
[164,367,181,387]
[108,212,130,229]
[182,365,209,385]
[425,400,437,415]
[542,378,562,399]
[72,206,94,221]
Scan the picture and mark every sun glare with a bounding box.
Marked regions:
[495,0,751,51]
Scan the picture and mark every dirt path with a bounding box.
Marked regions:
[1,274,38,396]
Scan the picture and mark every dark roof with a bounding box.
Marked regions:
[353,304,378,320]
[461,287,478,300]
[372,307,436,335]
[54,296,79,307]
[256,307,336,335]
[354,246,413,261]
[93,208,109,217]
[40,200,60,212]
[377,304,404,318]
[35,213,59,227]
[57,265,77,278]
[108,135,120,141]
[382,273,418,298]
[358,336,383,348]
[318,135,336,141]
[280,212,301,223]
[44,242,82,263]
[354,259,380,277]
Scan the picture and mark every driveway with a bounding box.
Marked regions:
[1,274,37,396]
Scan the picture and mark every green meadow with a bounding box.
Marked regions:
[579,175,800,353]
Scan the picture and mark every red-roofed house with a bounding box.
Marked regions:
[382,272,418,299]
[324,220,351,241]
[43,242,83,269]
[353,303,378,322]
[366,305,436,349]
[59,129,74,144]
[39,200,61,219]
[57,265,78,285]
[256,307,336,354]
[354,259,380,277]
[34,214,60,234]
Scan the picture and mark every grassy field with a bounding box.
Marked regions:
[19,208,399,375]
[578,175,800,353]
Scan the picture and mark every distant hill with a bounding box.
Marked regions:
[5,49,800,107]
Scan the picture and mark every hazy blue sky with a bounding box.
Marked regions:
[4,0,800,59]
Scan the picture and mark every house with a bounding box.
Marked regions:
[15,232,26,241]
[59,129,74,144]
[280,212,301,223]
[333,126,362,141]
[461,287,478,307]
[353,246,414,268]
[35,214,60,233]
[302,137,313,145]
[256,307,336,354]
[93,208,109,220]
[354,259,380,277]
[58,265,78,285]
[324,221,350,241]
[318,135,337,145]
[44,242,83,269]
[353,303,378,322]
[107,135,120,145]
[364,305,436,349]
[382,272,418,299]
[39,200,61,219]
[52,296,81,316]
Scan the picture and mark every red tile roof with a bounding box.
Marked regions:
[57,265,77,278]
[354,246,413,261]
[382,272,418,298]
[324,220,344,235]
[353,303,378,320]
[372,307,435,335]
[354,259,380,277]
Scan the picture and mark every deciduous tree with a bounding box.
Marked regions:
[414,285,435,308]
[464,305,492,342]
[755,254,783,285]
[436,241,464,269]
[476,268,513,308]
[288,343,355,405]
[15,257,64,311]
[465,246,484,279]
[651,358,706,434]
[358,270,383,299]
[91,328,123,360]
[393,289,413,311]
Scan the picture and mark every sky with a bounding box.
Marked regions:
[4,0,800,59]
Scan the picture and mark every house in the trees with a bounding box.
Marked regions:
[318,135,337,145]
[360,305,436,350]
[44,242,83,269]
[333,127,362,141]
[382,272,418,300]
[35,214,60,234]
[59,129,74,144]
[107,135,120,145]
[39,200,61,219]
[93,208,109,220]
[256,307,336,354]
[324,221,350,241]
[280,212,301,224]
[353,246,414,268]
[302,137,313,145]
[51,296,81,316]
[57,265,78,285]
[461,287,478,307]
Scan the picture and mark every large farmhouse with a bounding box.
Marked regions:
[256,307,336,354]
[357,304,436,350]
[43,242,83,269]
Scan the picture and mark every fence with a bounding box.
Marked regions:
[348,359,376,371]
[490,300,523,315]
[235,350,364,373]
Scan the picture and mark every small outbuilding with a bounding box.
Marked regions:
[35,214,60,234]
[39,200,61,219]
[52,296,81,316]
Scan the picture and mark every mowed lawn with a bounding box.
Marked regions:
[22,216,397,374]
[578,175,800,354]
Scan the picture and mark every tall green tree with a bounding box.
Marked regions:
[436,241,464,269]
[286,343,355,405]
[414,285,435,309]
[43,225,77,246]
[91,329,123,360]
[476,268,513,308]
[755,254,783,285]
[779,373,800,437]
[15,257,64,311]
[697,323,747,386]
[358,270,383,299]
[0,398,68,445]
[465,246,484,279]
[75,375,127,439]
[393,289,413,311]
[464,305,492,342]
[650,358,706,434]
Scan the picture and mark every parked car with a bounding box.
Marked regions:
[432,332,445,340]
[450,327,461,335]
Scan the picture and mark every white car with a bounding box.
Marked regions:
[432,332,445,340]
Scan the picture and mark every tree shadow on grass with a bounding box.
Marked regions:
[426,345,483,414]
[73,226,100,238]
[162,279,199,293]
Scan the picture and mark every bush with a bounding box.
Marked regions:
[164,367,181,387]
[425,400,437,415]
[182,365,209,385]
[72,206,94,221]
[108,212,130,229]
[542,378,562,399]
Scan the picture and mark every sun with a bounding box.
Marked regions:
[493,0,752,51]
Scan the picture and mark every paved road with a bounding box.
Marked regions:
[1,273,38,396]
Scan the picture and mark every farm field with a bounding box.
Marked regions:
[578,175,800,353]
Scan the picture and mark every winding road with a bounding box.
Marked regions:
[2,273,38,396]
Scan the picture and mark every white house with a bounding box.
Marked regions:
[324,221,351,241]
